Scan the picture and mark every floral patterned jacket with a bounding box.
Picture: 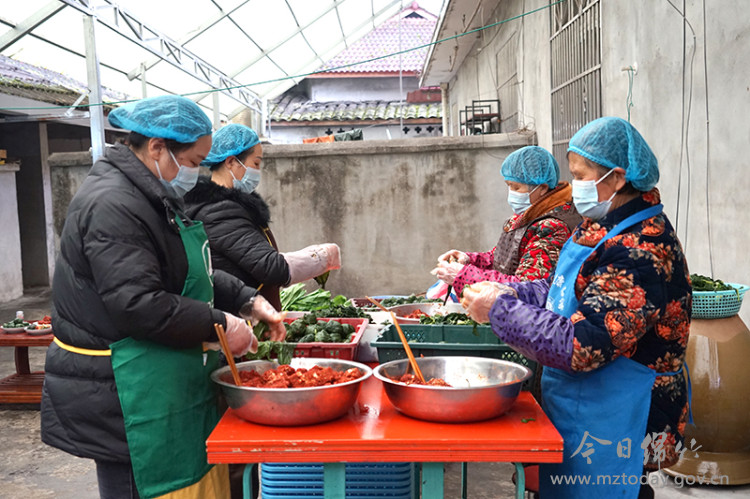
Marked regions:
[453,202,578,294]
[488,189,692,468]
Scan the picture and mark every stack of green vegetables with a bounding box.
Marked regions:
[418,312,478,326]
[280,283,347,311]
[284,314,358,344]
[690,274,735,292]
[379,295,440,307]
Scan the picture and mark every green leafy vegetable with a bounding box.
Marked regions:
[690,274,735,292]
[379,295,440,307]
[419,312,478,326]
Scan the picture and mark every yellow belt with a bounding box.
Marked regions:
[53,337,112,356]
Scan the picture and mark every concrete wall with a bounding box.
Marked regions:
[48,151,93,254]
[259,132,534,298]
[599,1,750,323]
[0,122,55,288]
[0,163,23,302]
[443,0,552,147]
[443,0,750,322]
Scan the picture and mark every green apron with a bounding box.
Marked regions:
[111,214,220,499]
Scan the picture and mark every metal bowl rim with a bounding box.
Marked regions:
[373,356,532,390]
[211,358,372,392]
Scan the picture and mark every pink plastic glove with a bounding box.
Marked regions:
[223,312,258,356]
[438,249,470,264]
[460,281,518,323]
[282,243,342,284]
[244,295,287,342]
[430,261,465,285]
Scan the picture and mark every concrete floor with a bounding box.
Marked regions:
[0,289,748,498]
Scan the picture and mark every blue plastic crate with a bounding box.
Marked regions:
[260,462,414,499]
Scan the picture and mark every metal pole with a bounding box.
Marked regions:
[440,82,449,136]
[212,92,221,130]
[83,14,106,162]
[140,62,147,98]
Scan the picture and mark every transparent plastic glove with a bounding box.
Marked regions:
[282,243,342,285]
[438,249,469,264]
[430,261,465,285]
[241,295,287,342]
[460,281,518,323]
[223,312,258,356]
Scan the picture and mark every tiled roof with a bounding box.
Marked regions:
[319,6,436,74]
[0,54,128,111]
[270,93,441,122]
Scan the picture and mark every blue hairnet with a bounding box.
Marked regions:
[108,95,212,143]
[568,117,659,191]
[501,146,560,188]
[202,124,260,167]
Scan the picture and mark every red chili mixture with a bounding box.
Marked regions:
[394,374,451,387]
[231,365,363,388]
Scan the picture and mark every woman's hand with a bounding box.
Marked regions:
[460,281,518,323]
[430,261,464,285]
[223,313,258,356]
[438,249,469,264]
[243,295,287,342]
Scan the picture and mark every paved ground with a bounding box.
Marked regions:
[0,289,748,498]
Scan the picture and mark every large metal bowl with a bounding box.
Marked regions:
[211,358,372,426]
[373,356,532,423]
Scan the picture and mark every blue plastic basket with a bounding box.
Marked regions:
[260,462,414,499]
[692,283,748,319]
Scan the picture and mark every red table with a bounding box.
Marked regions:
[0,331,53,403]
[207,374,563,498]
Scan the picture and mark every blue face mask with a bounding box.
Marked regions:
[155,151,199,198]
[507,185,539,214]
[231,160,261,194]
[572,168,616,221]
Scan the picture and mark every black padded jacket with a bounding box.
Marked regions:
[184,177,290,294]
[41,143,255,462]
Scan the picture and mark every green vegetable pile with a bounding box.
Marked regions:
[280,283,354,312]
[379,295,440,307]
[284,314,358,344]
[419,312,478,326]
[2,318,30,329]
[691,274,735,292]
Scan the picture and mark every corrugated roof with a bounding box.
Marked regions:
[318,5,437,75]
[270,93,441,122]
[0,54,127,111]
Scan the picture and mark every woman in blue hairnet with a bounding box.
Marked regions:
[185,124,340,311]
[461,118,691,499]
[431,146,580,296]
[41,96,285,499]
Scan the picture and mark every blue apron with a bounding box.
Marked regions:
[540,204,679,498]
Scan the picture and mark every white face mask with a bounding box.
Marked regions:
[230,159,261,194]
[155,150,199,198]
[572,168,616,221]
[507,185,540,214]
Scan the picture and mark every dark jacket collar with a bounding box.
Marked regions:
[184,176,271,227]
[103,143,183,214]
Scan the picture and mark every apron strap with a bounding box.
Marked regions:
[658,362,694,425]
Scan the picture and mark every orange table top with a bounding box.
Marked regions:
[206,375,563,464]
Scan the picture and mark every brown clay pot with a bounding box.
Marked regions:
[664,316,750,484]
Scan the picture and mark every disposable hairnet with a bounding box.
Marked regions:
[568,117,659,191]
[202,124,260,167]
[501,146,560,188]
[108,95,212,143]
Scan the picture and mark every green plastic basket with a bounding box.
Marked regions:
[692,283,749,319]
[372,324,538,392]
